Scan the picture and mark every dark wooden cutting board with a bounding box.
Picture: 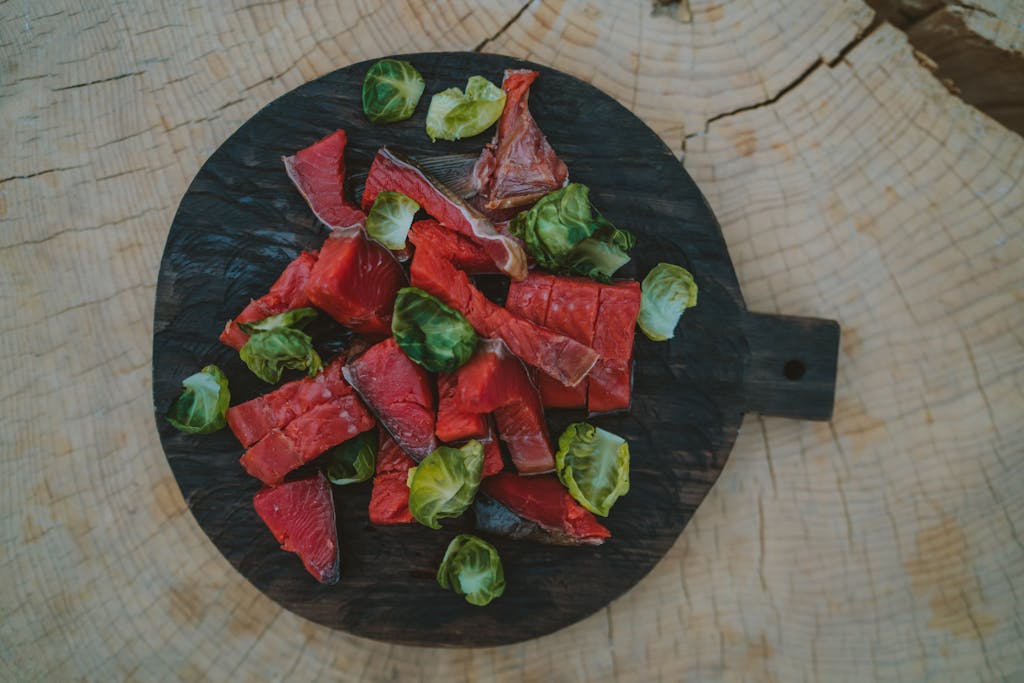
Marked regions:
[152,52,839,647]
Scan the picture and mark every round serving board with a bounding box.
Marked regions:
[152,52,839,647]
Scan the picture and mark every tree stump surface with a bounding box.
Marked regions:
[1,1,1021,681]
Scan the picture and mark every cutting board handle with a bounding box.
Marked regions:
[741,312,840,421]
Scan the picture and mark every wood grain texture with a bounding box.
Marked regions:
[1,1,1022,680]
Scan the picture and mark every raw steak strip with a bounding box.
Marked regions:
[343,338,438,460]
[408,219,498,274]
[240,394,375,485]
[479,472,609,545]
[220,251,319,351]
[306,226,406,337]
[361,147,527,280]
[253,472,340,584]
[283,129,366,229]
[588,280,641,413]
[368,433,416,525]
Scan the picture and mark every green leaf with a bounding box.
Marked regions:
[166,365,230,434]
[366,191,420,251]
[392,287,478,373]
[362,59,425,124]
[555,422,629,517]
[509,183,634,282]
[325,430,377,485]
[237,307,318,335]
[239,328,323,384]
[637,263,698,341]
[436,534,505,606]
[425,76,506,141]
[407,441,485,529]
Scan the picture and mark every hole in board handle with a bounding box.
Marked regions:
[783,359,806,381]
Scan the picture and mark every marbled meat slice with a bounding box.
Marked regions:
[240,394,375,485]
[306,226,406,337]
[368,433,416,525]
[410,245,598,387]
[477,472,609,545]
[220,250,319,350]
[227,356,351,448]
[471,69,569,211]
[283,129,366,229]
[588,280,641,413]
[343,338,438,460]
[361,147,527,280]
[408,219,498,274]
[253,472,340,584]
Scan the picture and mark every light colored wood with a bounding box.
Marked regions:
[1,1,1021,681]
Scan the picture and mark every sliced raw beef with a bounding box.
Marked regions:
[451,339,554,475]
[589,280,641,413]
[476,472,610,545]
[410,245,598,387]
[220,251,319,350]
[538,276,599,407]
[306,226,406,337]
[435,371,488,443]
[252,472,341,584]
[283,129,366,229]
[343,338,438,460]
[361,147,527,280]
[240,394,375,485]
[227,356,352,448]
[471,69,569,211]
[408,219,498,274]
[368,433,416,525]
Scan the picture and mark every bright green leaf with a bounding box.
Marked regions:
[509,183,635,282]
[407,441,484,529]
[239,328,323,384]
[392,287,478,373]
[425,76,506,141]
[237,307,317,335]
[166,365,230,434]
[325,431,377,485]
[555,422,629,517]
[436,534,505,606]
[362,59,425,124]
[637,263,698,341]
[366,191,420,251]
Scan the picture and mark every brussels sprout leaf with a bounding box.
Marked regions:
[425,76,506,141]
[407,441,484,529]
[637,263,698,341]
[325,431,377,485]
[555,422,629,517]
[239,328,323,384]
[362,59,425,124]
[392,287,478,373]
[366,191,420,251]
[237,307,317,335]
[436,534,505,606]
[166,365,230,434]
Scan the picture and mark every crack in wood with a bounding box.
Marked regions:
[474,0,536,53]
[51,70,144,92]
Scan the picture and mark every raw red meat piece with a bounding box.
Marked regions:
[253,472,340,584]
[361,147,528,280]
[481,472,609,545]
[537,276,599,408]
[410,246,598,387]
[283,129,366,229]
[220,251,319,350]
[306,226,406,337]
[481,430,504,478]
[453,340,555,475]
[227,356,351,449]
[408,219,498,274]
[435,371,488,443]
[589,281,641,413]
[368,433,416,525]
[343,338,438,460]
[240,394,375,485]
[471,70,569,211]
